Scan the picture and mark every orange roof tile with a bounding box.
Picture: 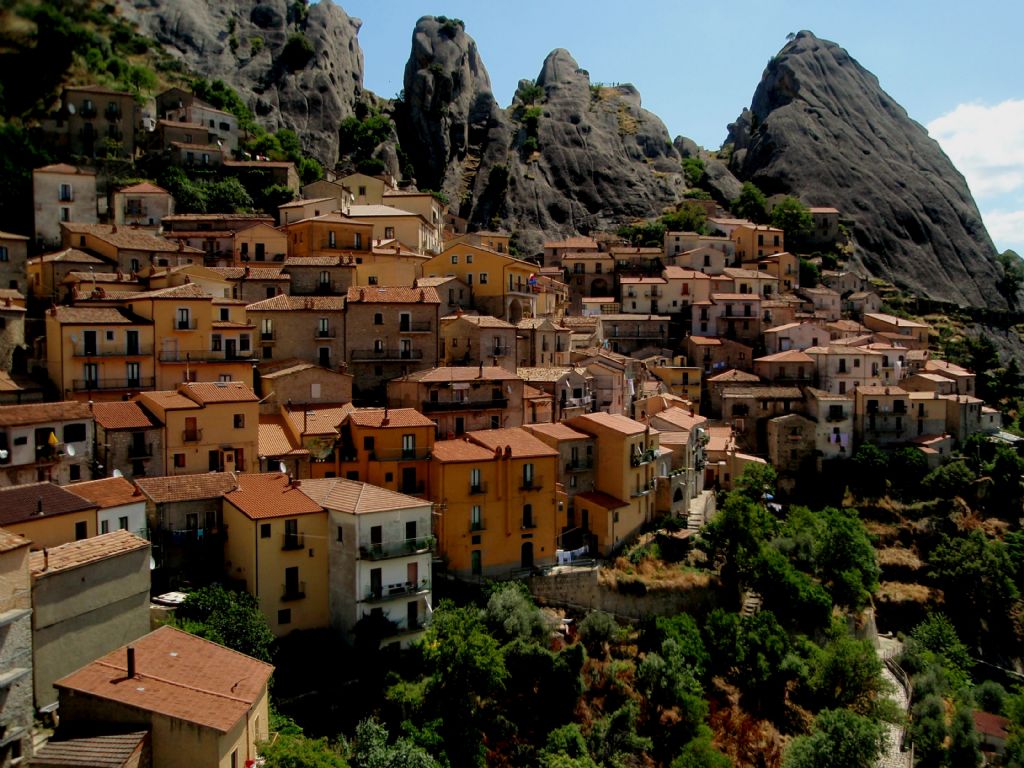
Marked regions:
[466,427,559,458]
[61,223,202,254]
[755,349,815,363]
[568,412,652,436]
[299,477,427,515]
[245,294,345,311]
[181,381,258,404]
[224,473,322,519]
[51,306,145,325]
[67,477,142,509]
[258,416,307,458]
[347,408,434,429]
[649,407,706,432]
[346,286,440,304]
[0,531,31,552]
[523,423,592,442]
[118,182,169,195]
[30,530,148,576]
[0,482,97,526]
[286,404,354,436]
[430,438,495,463]
[55,625,273,733]
[0,400,93,427]
[29,732,150,766]
[705,369,760,383]
[402,366,519,383]
[575,490,629,509]
[135,473,237,503]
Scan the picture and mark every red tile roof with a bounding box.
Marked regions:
[28,731,150,767]
[575,490,629,509]
[51,306,145,325]
[118,182,169,195]
[0,531,31,553]
[61,223,202,254]
[258,416,307,458]
[67,477,142,509]
[347,408,434,429]
[402,366,519,383]
[245,294,345,311]
[30,530,149,576]
[299,477,427,515]
[346,286,441,304]
[224,473,322,520]
[466,427,559,458]
[0,400,93,427]
[523,422,592,442]
[135,473,237,503]
[429,438,495,463]
[180,381,258,404]
[55,625,273,733]
[0,482,97,526]
[568,412,651,436]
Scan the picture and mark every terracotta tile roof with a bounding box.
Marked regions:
[300,477,427,514]
[67,477,142,509]
[864,312,929,329]
[575,490,629,509]
[61,223,202,253]
[134,283,211,300]
[118,182,169,195]
[543,236,599,249]
[443,314,514,328]
[402,366,520,383]
[283,255,345,266]
[35,163,95,175]
[51,306,145,325]
[55,625,273,733]
[972,710,1010,740]
[430,438,495,463]
[0,230,29,241]
[278,196,336,208]
[711,293,760,302]
[723,386,804,399]
[0,531,31,552]
[135,472,237,503]
[568,412,651,436]
[212,320,253,330]
[755,349,815,363]
[286,404,354,436]
[0,400,93,427]
[347,408,434,429]
[180,381,258,404]
[163,214,273,223]
[662,266,711,280]
[224,473,322,519]
[258,416,307,458]
[258,360,317,378]
[0,482,97,526]
[416,276,462,287]
[619,277,667,284]
[924,359,973,376]
[649,407,706,432]
[134,390,199,412]
[30,530,148,576]
[29,731,150,767]
[31,248,107,265]
[62,271,140,285]
[524,422,592,442]
[346,286,441,304]
[827,320,866,331]
[706,371,762,387]
[245,294,345,311]
[522,384,549,400]
[466,427,559,458]
[517,367,573,382]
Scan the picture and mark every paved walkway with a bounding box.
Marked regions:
[877,637,912,768]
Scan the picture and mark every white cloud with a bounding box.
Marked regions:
[982,208,1024,254]
[927,99,1024,199]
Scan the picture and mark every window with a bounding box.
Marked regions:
[318,317,329,337]
[59,183,73,202]
[220,308,230,322]
[479,272,488,284]
[337,525,343,542]
[0,247,6,262]
[491,415,500,428]
[374,312,383,325]
[176,308,191,330]
[69,465,81,481]
[470,467,482,492]
[328,231,336,248]
[363,436,375,451]
[101,520,109,534]
[402,434,415,457]
[523,504,534,528]
[63,423,86,443]
[119,516,129,530]
[234,414,245,428]
[358,185,366,196]
[367,275,378,285]
[277,609,291,625]
[466,254,473,264]
[211,334,222,351]
[471,549,482,576]
[173,453,185,468]
[319,271,330,286]
[451,255,459,264]
[126,362,140,386]
[353,233,362,249]
[75,521,87,540]
[384,226,394,239]
[231,750,237,768]
[219,374,231,382]
[471,505,482,531]
[239,334,250,351]
[261,318,273,340]
[523,462,534,487]
[261,523,271,539]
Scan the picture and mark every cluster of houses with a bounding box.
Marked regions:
[0,81,1013,765]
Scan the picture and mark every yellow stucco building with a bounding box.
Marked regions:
[424,243,538,322]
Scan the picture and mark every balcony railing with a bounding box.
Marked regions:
[520,476,543,491]
[73,344,153,357]
[282,532,305,551]
[469,482,487,495]
[182,429,203,444]
[314,329,336,338]
[565,458,593,472]
[124,205,147,217]
[421,396,507,413]
[158,350,256,363]
[281,581,306,602]
[490,345,512,356]
[370,447,431,462]
[128,442,153,460]
[104,105,121,120]
[630,480,656,498]
[561,396,593,409]
[260,331,276,342]
[470,520,485,532]
[400,480,426,495]
[630,448,659,467]
[399,321,433,333]
[363,579,430,603]
[351,348,424,361]
[175,319,199,331]
[359,536,433,561]
[73,377,155,391]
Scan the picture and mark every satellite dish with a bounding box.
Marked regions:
[278,462,287,474]
[0,449,7,460]
[67,103,76,115]
[150,555,156,570]
[112,468,123,478]
[65,444,76,457]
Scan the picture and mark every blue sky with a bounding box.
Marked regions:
[336,0,1023,254]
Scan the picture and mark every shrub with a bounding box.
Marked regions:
[578,610,619,654]
[279,32,314,72]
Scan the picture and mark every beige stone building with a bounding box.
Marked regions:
[0,230,29,296]
[0,401,94,487]
[388,366,525,436]
[245,294,346,370]
[282,255,357,296]
[441,313,517,371]
[0,531,32,763]
[57,85,138,159]
[92,400,165,480]
[112,183,175,231]
[516,318,572,367]
[30,531,150,708]
[33,165,98,250]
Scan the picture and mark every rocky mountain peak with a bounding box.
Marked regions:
[726,30,1004,307]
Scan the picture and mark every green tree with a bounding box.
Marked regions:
[902,614,973,691]
[769,196,813,252]
[735,610,794,710]
[808,631,884,714]
[485,582,547,643]
[997,249,1023,305]
[348,719,439,768]
[643,614,709,680]
[681,156,706,187]
[890,447,929,501]
[799,257,820,288]
[260,734,349,768]
[617,220,666,247]
[280,32,315,71]
[782,708,885,768]
[206,177,254,212]
[850,443,888,498]
[948,702,982,768]
[910,694,948,768]
[921,460,977,499]
[672,732,733,768]
[175,584,275,662]
[662,201,707,234]
[734,463,778,503]
[578,610,619,656]
[731,182,767,223]
[814,507,879,609]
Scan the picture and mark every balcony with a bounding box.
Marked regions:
[363,579,430,604]
[421,396,507,413]
[400,480,426,495]
[73,377,155,391]
[158,350,256,363]
[359,536,433,561]
[826,412,847,422]
[351,348,424,361]
[490,345,512,356]
[128,442,153,460]
[181,429,203,444]
[631,480,656,498]
[371,447,432,462]
[281,581,306,602]
[565,458,594,472]
[314,329,336,339]
[104,105,122,120]
[73,344,153,357]
[520,476,543,491]
[175,319,199,331]
[282,532,305,551]
[79,104,98,118]
[260,331,276,343]
[630,448,659,467]
[399,321,433,333]
[470,520,485,532]
[124,204,147,217]
[469,482,487,495]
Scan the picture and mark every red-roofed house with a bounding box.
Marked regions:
[92,400,165,479]
[55,626,272,768]
[112,182,175,230]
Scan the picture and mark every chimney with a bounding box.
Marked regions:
[111,223,118,234]
[127,646,136,678]
[42,548,48,571]
[504,445,512,460]
[478,362,484,378]
[36,497,43,515]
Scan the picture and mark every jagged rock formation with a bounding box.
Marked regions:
[674,136,743,204]
[726,30,1005,308]
[117,0,364,164]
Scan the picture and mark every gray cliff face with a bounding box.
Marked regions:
[726,31,1004,308]
[397,16,511,206]
[495,49,685,253]
[117,0,364,164]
